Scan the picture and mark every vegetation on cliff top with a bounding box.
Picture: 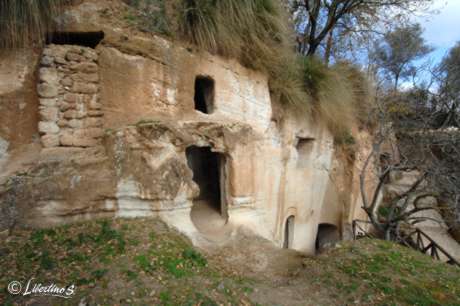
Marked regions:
[124,0,373,137]
[0,0,66,49]
[0,0,372,137]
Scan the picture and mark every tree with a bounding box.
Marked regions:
[436,42,460,127]
[373,24,432,90]
[290,0,433,58]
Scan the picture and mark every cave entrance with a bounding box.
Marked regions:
[283,215,295,249]
[46,31,105,48]
[315,223,340,253]
[187,146,228,233]
[296,137,315,168]
[194,76,215,114]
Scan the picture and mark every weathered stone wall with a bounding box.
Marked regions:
[37,44,103,148]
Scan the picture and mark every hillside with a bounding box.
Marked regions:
[1,218,459,305]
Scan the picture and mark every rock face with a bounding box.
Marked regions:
[37,44,102,148]
[0,0,371,255]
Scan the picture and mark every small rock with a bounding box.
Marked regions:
[64,93,82,103]
[59,101,74,112]
[64,110,86,120]
[40,56,54,67]
[72,73,99,83]
[70,62,98,73]
[41,134,60,148]
[83,49,98,61]
[68,119,84,129]
[39,68,59,84]
[39,98,57,107]
[57,119,69,127]
[66,52,85,62]
[54,56,67,65]
[74,128,104,139]
[88,110,104,117]
[38,121,60,134]
[37,83,59,98]
[71,82,98,94]
[61,76,73,87]
[39,106,59,122]
[84,117,103,128]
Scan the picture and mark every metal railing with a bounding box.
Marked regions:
[351,220,460,267]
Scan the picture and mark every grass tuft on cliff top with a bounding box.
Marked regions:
[0,0,66,49]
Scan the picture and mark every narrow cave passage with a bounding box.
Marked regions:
[186,146,228,235]
[283,216,295,249]
[46,31,105,48]
[194,76,215,114]
[315,223,340,253]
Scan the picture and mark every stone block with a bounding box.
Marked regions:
[38,121,60,134]
[83,49,98,61]
[41,134,60,148]
[64,109,86,119]
[71,82,98,94]
[60,132,74,146]
[61,76,73,87]
[59,101,74,111]
[39,98,57,107]
[39,68,59,84]
[89,100,102,110]
[70,62,98,73]
[72,73,99,83]
[68,119,84,129]
[64,93,82,103]
[73,137,98,147]
[55,57,67,65]
[57,120,69,128]
[37,83,59,98]
[84,118,103,128]
[66,52,85,62]
[40,56,54,67]
[39,106,59,122]
[88,110,104,117]
[74,128,104,139]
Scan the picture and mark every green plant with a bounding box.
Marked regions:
[0,0,66,48]
[182,247,207,267]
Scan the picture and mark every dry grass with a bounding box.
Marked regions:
[0,0,66,49]
[302,57,374,137]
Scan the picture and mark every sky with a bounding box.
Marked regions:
[416,0,460,64]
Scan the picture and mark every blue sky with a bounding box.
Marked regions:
[417,0,460,64]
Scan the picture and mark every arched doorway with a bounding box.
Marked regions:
[283,216,295,249]
[315,223,340,253]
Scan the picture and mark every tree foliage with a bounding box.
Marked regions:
[373,24,432,89]
[290,0,433,60]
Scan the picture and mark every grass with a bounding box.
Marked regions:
[0,0,66,48]
[0,219,458,305]
[0,218,254,305]
[304,239,460,306]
